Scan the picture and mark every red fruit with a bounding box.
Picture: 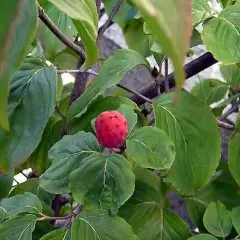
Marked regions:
[95,110,128,149]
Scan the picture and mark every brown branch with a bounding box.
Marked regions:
[38,5,85,59]
[130,52,218,105]
[98,0,124,40]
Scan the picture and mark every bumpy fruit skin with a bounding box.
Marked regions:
[95,110,128,149]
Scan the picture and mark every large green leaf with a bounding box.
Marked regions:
[69,96,139,134]
[0,57,57,173]
[153,91,221,195]
[70,152,135,212]
[102,0,137,27]
[221,64,240,90]
[191,79,228,105]
[40,131,100,194]
[38,2,77,60]
[1,192,42,218]
[71,210,137,240]
[0,214,37,239]
[124,19,152,57]
[203,201,232,237]
[202,6,240,64]
[40,228,70,240]
[68,49,150,122]
[48,0,98,67]
[231,206,240,234]
[193,0,212,26]
[130,0,192,89]
[0,0,37,131]
[229,114,240,185]
[120,168,191,240]
[28,115,62,176]
[188,234,218,240]
[126,126,175,170]
[0,169,14,199]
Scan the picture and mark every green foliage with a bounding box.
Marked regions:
[48,0,99,67]
[0,0,37,131]
[153,91,221,195]
[126,126,175,170]
[203,201,232,237]
[202,5,240,64]
[191,79,228,105]
[1,1,240,239]
[71,210,137,240]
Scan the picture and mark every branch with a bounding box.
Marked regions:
[38,5,85,59]
[164,58,169,92]
[130,52,218,105]
[98,0,124,40]
[117,84,153,104]
[57,69,97,76]
[218,105,238,121]
[217,120,235,131]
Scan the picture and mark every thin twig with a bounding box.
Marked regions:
[38,5,85,59]
[164,58,169,92]
[217,120,235,131]
[57,69,98,76]
[38,213,75,221]
[117,84,153,104]
[98,0,124,40]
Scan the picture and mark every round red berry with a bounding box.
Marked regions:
[95,110,128,149]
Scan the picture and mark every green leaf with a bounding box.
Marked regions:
[0,214,37,239]
[202,6,240,64]
[130,0,192,89]
[102,0,137,27]
[69,96,139,134]
[126,126,175,170]
[124,19,152,57]
[193,0,212,26]
[221,63,240,90]
[28,115,62,176]
[0,169,14,199]
[68,49,150,122]
[203,201,232,237]
[0,57,57,173]
[188,234,218,240]
[70,152,135,212]
[153,91,221,195]
[231,206,240,234]
[40,131,100,194]
[1,192,42,218]
[191,79,228,105]
[40,228,70,240]
[0,0,37,131]
[0,207,6,224]
[10,179,54,206]
[71,210,137,240]
[120,168,191,240]
[48,0,98,67]
[229,114,240,185]
[38,2,77,60]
